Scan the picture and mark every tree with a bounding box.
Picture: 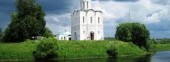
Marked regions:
[3,0,46,42]
[115,23,150,50]
[115,23,132,42]
[131,23,150,49]
[0,28,2,41]
[43,28,55,38]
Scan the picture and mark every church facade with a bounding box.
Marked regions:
[71,0,104,40]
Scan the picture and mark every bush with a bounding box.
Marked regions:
[146,40,156,52]
[106,41,146,57]
[33,38,58,60]
[106,43,118,57]
[115,23,150,51]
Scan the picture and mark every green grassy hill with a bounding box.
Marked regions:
[1,39,168,60]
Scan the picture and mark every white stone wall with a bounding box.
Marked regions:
[58,35,71,40]
[71,0,104,40]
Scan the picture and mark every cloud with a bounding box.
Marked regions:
[45,13,71,34]
[151,0,170,5]
[113,0,139,2]
[0,0,170,38]
[95,0,139,2]
[92,0,170,38]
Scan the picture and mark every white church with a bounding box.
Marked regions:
[71,0,104,40]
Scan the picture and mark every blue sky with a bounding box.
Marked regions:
[0,0,170,38]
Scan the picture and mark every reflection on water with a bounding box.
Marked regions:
[7,51,170,62]
[46,55,152,62]
[151,51,170,62]
[47,51,170,62]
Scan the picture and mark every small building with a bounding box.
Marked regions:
[57,31,71,40]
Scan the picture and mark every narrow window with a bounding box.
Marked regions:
[87,2,88,8]
[83,31,85,34]
[83,2,85,9]
[91,17,93,23]
[98,17,100,23]
[83,17,85,23]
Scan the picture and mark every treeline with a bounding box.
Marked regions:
[151,38,170,44]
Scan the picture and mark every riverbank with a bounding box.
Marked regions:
[0,39,168,60]
[155,44,170,51]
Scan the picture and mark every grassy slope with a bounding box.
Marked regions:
[0,40,147,60]
[0,41,37,60]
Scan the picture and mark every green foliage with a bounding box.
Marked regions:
[0,40,37,60]
[33,38,58,60]
[57,40,109,58]
[0,40,151,60]
[146,41,156,52]
[155,38,170,44]
[107,41,146,57]
[155,44,170,51]
[115,23,132,42]
[43,28,55,38]
[106,43,118,57]
[115,23,150,51]
[131,23,150,50]
[0,28,2,41]
[3,0,46,42]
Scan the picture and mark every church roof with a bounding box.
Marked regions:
[72,9,103,15]
[58,31,71,35]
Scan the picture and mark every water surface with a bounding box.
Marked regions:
[54,51,170,62]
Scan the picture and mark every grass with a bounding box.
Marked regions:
[0,39,157,60]
[155,44,170,51]
[107,41,146,57]
[0,40,37,60]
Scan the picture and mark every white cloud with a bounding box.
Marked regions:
[44,0,170,38]
[93,1,129,20]
[92,0,170,37]
[45,13,71,34]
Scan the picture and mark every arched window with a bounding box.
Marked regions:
[98,17,100,23]
[91,17,93,23]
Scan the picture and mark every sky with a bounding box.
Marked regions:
[0,0,170,38]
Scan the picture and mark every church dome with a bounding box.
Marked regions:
[58,31,71,35]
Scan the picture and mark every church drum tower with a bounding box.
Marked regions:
[71,0,104,40]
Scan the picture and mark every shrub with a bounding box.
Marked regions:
[106,41,146,57]
[106,42,118,57]
[146,40,156,52]
[33,38,58,60]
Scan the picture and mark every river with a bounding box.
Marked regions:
[49,51,170,62]
[13,51,170,62]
